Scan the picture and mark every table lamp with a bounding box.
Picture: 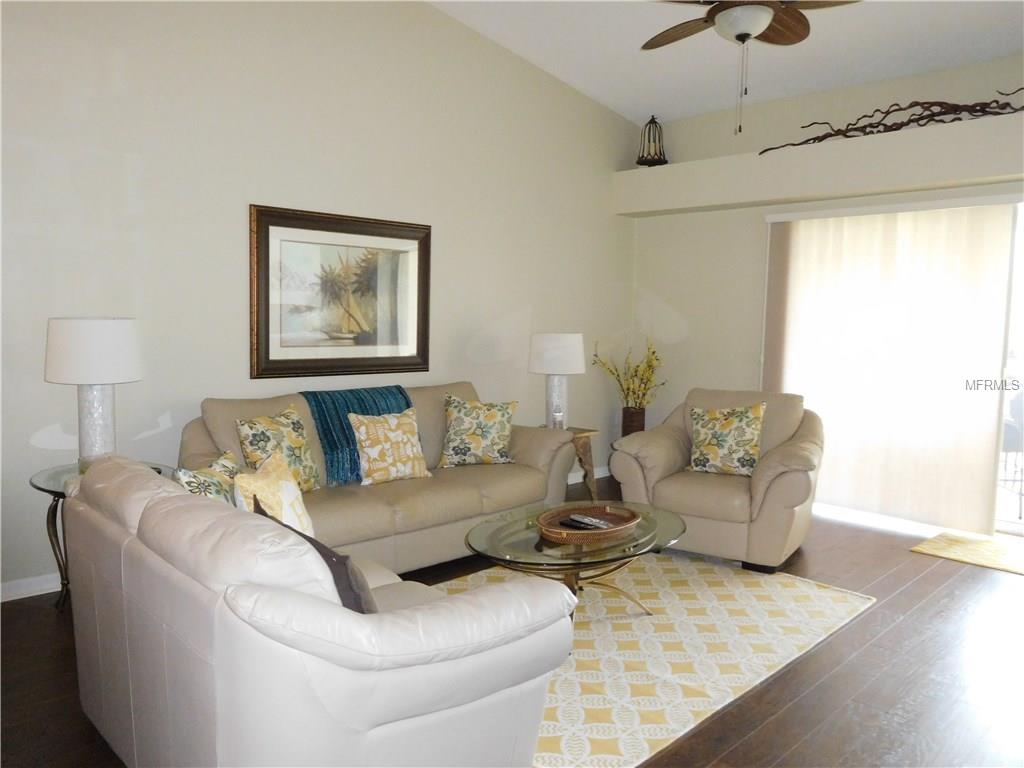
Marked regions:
[44,317,143,472]
[528,333,585,429]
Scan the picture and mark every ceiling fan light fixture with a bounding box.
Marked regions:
[714,4,775,43]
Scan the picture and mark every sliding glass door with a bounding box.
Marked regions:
[764,203,1018,534]
[996,206,1023,534]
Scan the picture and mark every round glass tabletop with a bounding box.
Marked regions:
[466,500,685,572]
[30,462,176,496]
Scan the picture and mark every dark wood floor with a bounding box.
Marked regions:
[3,478,1022,767]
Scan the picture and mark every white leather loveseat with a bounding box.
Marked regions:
[65,456,576,767]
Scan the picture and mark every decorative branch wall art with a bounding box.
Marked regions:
[760,88,1023,155]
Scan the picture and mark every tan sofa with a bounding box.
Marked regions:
[179,381,577,573]
[609,388,823,572]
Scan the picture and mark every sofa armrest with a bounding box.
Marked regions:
[224,578,576,672]
[509,426,573,473]
[610,424,689,499]
[179,417,221,470]
[750,409,823,519]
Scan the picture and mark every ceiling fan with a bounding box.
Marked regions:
[643,1,859,50]
[642,1,859,135]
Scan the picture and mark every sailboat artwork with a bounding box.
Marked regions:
[318,251,373,345]
[275,239,413,351]
[252,205,429,377]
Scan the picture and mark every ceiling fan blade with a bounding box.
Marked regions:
[782,1,859,9]
[756,7,810,45]
[642,17,712,50]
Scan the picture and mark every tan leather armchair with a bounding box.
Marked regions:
[609,389,823,572]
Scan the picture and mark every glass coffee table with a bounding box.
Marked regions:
[465,500,685,616]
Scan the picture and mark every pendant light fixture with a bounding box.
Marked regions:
[636,115,668,166]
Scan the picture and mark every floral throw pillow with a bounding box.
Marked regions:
[347,408,432,486]
[438,393,517,467]
[233,452,315,536]
[236,406,320,492]
[688,402,767,477]
[173,452,241,503]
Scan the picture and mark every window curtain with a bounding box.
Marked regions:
[764,204,1016,534]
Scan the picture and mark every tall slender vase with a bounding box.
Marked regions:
[621,407,646,437]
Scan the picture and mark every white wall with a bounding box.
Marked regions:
[1,2,637,587]
[662,54,1024,162]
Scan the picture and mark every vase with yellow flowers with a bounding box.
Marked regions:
[592,341,666,437]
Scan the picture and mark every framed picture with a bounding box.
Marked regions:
[249,204,430,378]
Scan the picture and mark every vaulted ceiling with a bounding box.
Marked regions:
[436,1,1024,124]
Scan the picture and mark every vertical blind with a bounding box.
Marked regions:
[764,204,1017,533]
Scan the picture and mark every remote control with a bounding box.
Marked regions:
[559,518,593,530]
[568,513,613,530]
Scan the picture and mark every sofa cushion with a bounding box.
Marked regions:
[406,382,479,469]
[137,493,340,604]
[80,456,188,533]
[387,473,485,534]
[436,464,546,514]
[304,485,399,549]
[652,470,752,524]
[683,389,804,455]
[305,472,488,546]
[201,395,327,484]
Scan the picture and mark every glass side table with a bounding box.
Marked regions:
[30,462,174,609]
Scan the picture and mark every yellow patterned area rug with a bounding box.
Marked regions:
[911,531,1024,575]
[439,551,874,768]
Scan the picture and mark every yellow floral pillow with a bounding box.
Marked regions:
[236,406,320,492]
[173,452,240,503]
[233,452,315,535]
[688,402,767,477]
[347,408,431,486]
[438,393,517,467]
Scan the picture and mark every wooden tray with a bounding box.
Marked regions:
[537,504,641,545]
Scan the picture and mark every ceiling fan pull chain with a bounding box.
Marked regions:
[735,40,749,135]
[737,42,745,136]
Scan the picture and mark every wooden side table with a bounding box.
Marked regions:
[30,462,174,609]
[566,427,600,501]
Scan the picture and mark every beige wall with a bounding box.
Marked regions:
[662,54,1024,162]
[1,2,636,587]
[634,183,1024,428]
[633,56,1023,426]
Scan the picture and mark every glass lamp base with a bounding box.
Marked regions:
[78,383,116,473]
[545,374,568,430]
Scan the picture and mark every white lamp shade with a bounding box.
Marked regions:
[45,317,144,384]
[528,333,585,375]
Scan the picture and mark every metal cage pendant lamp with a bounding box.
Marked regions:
[636,115,668,166]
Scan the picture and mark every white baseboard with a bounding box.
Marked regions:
[2,572,60,602]
[568,465,610,486]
